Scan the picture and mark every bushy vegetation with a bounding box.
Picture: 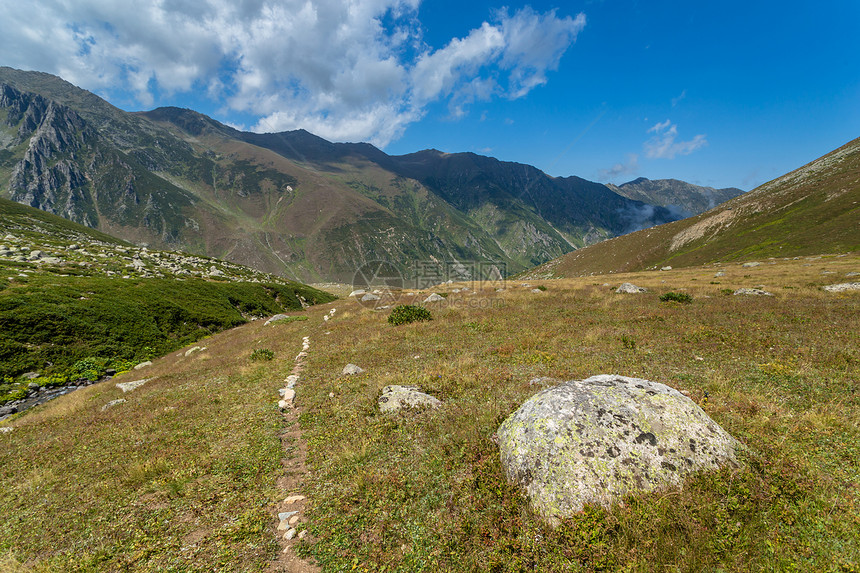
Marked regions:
[387,304,433,326]
[660,291,694,303]
[250,348,275,361]
[0,272,334,381]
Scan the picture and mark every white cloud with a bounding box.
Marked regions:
[0,0,584,147]
[644,120,707,159]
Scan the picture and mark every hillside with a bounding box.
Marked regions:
[0,197,334,407]
[525,136,860,278]
[1,257,858,571]
[1,67,690,282]
[607,177,745,218]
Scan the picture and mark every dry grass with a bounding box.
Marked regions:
[1,257,858,571]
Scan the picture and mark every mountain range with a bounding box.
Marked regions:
[0,66,742,283]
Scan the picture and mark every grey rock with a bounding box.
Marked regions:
[424,293,444,303]
[497,374,741,526]
[741,262,761,267]
[714,271,726,277]
[0,427,13,433]
[342,364,365,376]
[133,361,153,370]
[285,528,297,540]
[349,289,366,297]
[116,379,150,393]
[615,282,647,294]
[846,272,860,277]
[0,405,18,417]
[660,266,672,271]
[101,399,127,411]
[822,282,860,293]
[23,372,41,380]
[278,511,299,521]
[733,288,773,296]
[361,293,380,302]
[378,385,442,413]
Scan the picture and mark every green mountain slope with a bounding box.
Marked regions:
[1,67,685,282]
[0,197,334,386]
[525,136,860,278]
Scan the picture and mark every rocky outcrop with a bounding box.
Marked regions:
[497,374,741,525]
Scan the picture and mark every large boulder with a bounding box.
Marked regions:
[497,374,741,525]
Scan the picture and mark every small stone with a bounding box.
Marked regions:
[184,346,201,357]
[279,511,299,521]
[282,388,296,401]
[133,361,152,370]
[116,379,150,393]
[328,392,335,398]
[285,528,297,540]
[289,515,299,526]
[822,282,860,293]
[101,399,127,411]
[360,293,380,302]
[342,364,365,375]
[0,427,13,433]
[741,262,761,267]
[298,530,307,539]
[284,495,306,504]
[424,293,444,303]
[661,266,672,271]
[733,288,773,296]
[616,283,647,294]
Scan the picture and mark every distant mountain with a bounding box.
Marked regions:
[607,178,744,218]
[524,137,860,278]
[0,66,716,282]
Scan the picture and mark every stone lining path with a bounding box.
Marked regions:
[269,309,336,571]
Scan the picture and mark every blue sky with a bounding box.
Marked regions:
[2,1,858,190]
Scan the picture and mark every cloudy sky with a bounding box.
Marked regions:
[2,0,858,189]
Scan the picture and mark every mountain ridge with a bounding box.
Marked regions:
[2,66,740,282]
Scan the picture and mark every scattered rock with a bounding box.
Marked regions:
[264,314,291,326]
[342,364,365,376]
[0,405,17,417]
[714,271,726,277]
[846,272,860,277]
[660,266,672,271]
[733,288,773,296]
[424,293,444,303]
[278,510,299,521]
[497,374,741,525]
[360,293,380,302]
[298,530,308,539]
[101,399,127,411]
[531,288,543,294]
[289,515,300,526]
[285,528,297,540]
[116,379,150,393]
[184,346,202,357]
[742,262,761,267]
[615,283,647,294]
[0,427,13,433]
[133,361,152,370]
[822,282,860,293]
[349,289,366,297]
[285,495,306,504]
[378,385,442,413]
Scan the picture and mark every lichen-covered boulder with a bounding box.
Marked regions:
[378,385,441,413]
[497,374,741,525]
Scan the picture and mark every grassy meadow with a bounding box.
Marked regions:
[1,254,858,571]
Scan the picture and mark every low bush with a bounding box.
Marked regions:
[250,348,275,361]
[659,291,693,304]
[388,304,432,326]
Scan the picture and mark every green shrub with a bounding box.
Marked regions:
[659,292,693,304]
[535,285,547,291]
[388,304,432,326]
[250,348,274,361]
[70,357,109,381]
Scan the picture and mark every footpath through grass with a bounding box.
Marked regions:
[0,255,858,571]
